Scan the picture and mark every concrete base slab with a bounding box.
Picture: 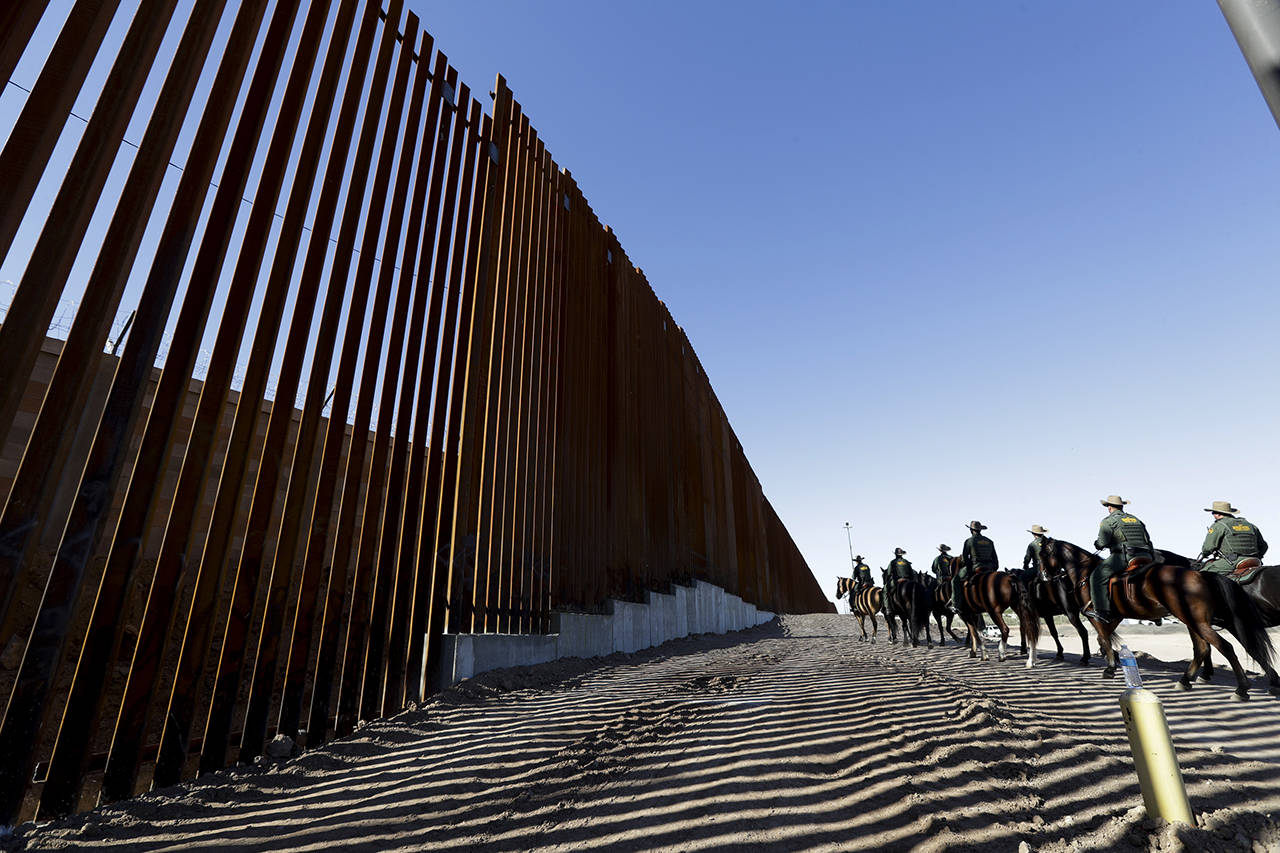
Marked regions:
[435,579,776,689]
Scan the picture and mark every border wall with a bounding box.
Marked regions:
[0,0,830,824]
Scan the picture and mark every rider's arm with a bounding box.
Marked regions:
[1258,526,1268,559]
[1022,543,1034,572]
[1094,521,1113,552]
[1200,522,1223,559]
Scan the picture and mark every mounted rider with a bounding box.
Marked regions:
[931,544,953,582]
[884,548,912,610]
[1085,495,1156,623]
[951,521,998,611]
[852,554,873,590]
[1021,524,1052,583]
[1198,501,1267,578]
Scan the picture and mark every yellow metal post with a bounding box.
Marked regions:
[1119,688,1194,824]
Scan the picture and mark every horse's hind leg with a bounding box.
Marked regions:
[1199,647,1214,682]
[1045,616,1064,661]
[1180,630,1209,691]
[995,609,1010,662]
[1196,623,1251,700]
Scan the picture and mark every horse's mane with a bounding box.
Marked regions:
[1051,539,1099,569]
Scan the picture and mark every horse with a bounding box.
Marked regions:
[918,571,962,646]
[883,573,933,649]
[1047,540,1274,699]
[835,577,854,607]
[956,568,1039,667]
[849,584,884,643]
[1027,538,1096,665]
[1180,558,1280,695]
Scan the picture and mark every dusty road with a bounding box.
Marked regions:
[7,615,1279,852]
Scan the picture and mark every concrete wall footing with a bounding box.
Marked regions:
[435,579,776,690]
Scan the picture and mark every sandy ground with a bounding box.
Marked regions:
[5,614,1280,853]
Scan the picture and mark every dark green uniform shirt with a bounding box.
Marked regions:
[1095,510,1154,559]
[887,557,913,582]
[930,554,952,579]
[1022,537,1048,573]
[1201,516,1267,562]
[961,535,998,575]
[853,562,873,586]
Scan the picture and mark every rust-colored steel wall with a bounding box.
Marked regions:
[0,0,831,825]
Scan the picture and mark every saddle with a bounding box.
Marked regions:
[1124,555,1153,573]
[1229,558,1264,583]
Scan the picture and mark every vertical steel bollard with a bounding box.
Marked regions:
[1119,688,1194,824]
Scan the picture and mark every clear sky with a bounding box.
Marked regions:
[5,2,1280,608]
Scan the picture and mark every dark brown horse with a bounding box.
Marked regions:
[1181,559,1280,694]
[919,572,962,645]
[1027,538,1096,664]
[883,572,932,649]
[1049,540,1274,699]
[957,568,1039,667]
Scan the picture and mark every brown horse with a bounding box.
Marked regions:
[1049,540,1274,699]
[1181,559,1280,694]
[919,572,962,645]
[849,584,883,642]
[1027,538,1096,665]
[957,569,1039,667]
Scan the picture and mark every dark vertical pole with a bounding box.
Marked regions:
[1219,0,1280,130]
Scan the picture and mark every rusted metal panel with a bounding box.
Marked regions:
[391,87,478,701]
[0,0,180,453]
[0,0,231,822]
[376,66,468,715]
[1,0,275,822]
[196,0,405,776]
[107,0,347,793]
[0,0,122,265]
[246,8,420,757]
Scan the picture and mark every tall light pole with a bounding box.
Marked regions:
[843,522,855,573]
[1219,0,1280,130]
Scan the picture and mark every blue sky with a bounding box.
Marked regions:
[4,2,1280,606]
[413,1,1280,602]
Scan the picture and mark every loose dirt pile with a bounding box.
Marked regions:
[6,615,1279,852]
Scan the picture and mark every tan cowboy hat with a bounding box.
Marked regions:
[1204,500,1238,516]
[894,547,906,556]
[1100,495,1129,508]
[967,520,987,531]
[1028,524,1048,535]
[938,544,950,552]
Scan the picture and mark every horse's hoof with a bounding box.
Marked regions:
[1269,685,1280,698]
[1078,658,1090,667]
[1055,653,1065,662]
[1177,678,1192,691]
[1235,689,1250,702]
[1199,671,1213,683]
[1102,667,1117,679]
[969,651,977,659]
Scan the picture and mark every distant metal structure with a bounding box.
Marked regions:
[1219,0,1280,129]
[0,0,829,825]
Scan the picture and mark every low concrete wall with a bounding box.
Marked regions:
[434,580,775,690]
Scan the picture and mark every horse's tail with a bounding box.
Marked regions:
[1206,572,1275,672]
[907,581,931,643]
[1011,574,1040,650]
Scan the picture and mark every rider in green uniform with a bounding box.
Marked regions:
[885,548,912,611]
[1085,495,1155,622]
[931,545,952,582]
[852,555,873,589]
[951,521,998,611]
[1198,501,1267,576]
[1021,524,1051,583]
